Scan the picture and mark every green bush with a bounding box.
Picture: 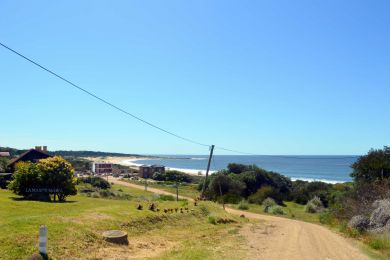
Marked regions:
[158,194,175,201]
[208,216,217,225]
[77,176,110,189]
[222,193,242,204]
[262,197,277,213]
[305,196,324,213]
[8,157,77,202]
[238,200,249,210]
[269,205,284,215]
[368,238,388,250]
[199,205,210,216]
[319,211,334,225]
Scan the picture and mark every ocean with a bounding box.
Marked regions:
[133,155,359,183]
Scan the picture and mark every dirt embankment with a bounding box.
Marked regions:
[108,177,369,260]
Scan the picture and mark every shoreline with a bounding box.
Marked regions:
[118,158,217,176]
[86,156,347,183]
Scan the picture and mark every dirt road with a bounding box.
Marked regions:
[109,177,369,260]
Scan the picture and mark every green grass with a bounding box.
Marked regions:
[233,201,321,223]
[0,185,246,259]
[123,178,201,199]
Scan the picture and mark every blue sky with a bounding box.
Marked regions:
[0,1,389,155]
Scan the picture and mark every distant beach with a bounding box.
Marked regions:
[127,155,359,183]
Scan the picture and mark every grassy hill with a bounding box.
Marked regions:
[0,183,247,259]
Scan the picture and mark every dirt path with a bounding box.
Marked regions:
[109,177,369,260]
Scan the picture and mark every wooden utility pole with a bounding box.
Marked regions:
[201,145,215,198]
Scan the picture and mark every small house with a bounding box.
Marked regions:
[138,165,165,179]
[0,152,10,157]
[8,146,52,172]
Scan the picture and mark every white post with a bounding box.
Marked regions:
[39,225,47,256]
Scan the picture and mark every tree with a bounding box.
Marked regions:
[38,156,77,201]
[0,157,10,172]
[351,146,390,183]
[8,161,41,198]
[8,156,77,201]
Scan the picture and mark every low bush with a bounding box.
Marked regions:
[368,239,387,250]
[248,186,280,205]
[269,205,284,215]
[319,211,335,225]
[158,194,175,201]
[208,216,217,225]
[77,176,110,189]
[262,197,277,213]
[238,200,249,210]
[305,196,324,213]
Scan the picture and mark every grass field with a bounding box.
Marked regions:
[0,184,248,259]
[123,179,201,199]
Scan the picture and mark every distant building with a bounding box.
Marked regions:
[92,162,112,175]
[0,152,10,157]
[139,165,165,179]
[8,146,52,172]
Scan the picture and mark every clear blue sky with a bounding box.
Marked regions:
[0,1,389,155]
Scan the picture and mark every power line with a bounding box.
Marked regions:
[0,42,209,148]
[0,42,362,160]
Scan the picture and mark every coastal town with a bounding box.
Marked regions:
[0,145,389,259]
[1,1,389,259]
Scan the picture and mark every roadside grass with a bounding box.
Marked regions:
[232,201,321,223]
[0,184,246,259]
[122,178,201,199]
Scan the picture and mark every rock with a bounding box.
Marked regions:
[369,199,390,229]
[348,215,369,231]
[102,230,128,244]
[27,254,44,260]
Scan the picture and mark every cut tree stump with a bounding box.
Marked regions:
[102,230,128,244]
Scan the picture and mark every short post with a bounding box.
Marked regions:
[176,181,179,202]
[39,225,48,257]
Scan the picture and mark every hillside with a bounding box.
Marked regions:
[0,146,145,158]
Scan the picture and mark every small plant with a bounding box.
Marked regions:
[149,203,157,211]
[136,204,143,210]
[208,216,217,225]
[319,211,333,225]
[238,200,249,210]
[199,205,210,216]
[368,238,387,250]
[262,197,277,213]
[157,194,175,201]
[305,196,324,213]
[269,205,284,215]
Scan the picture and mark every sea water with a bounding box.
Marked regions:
[133,155,358,183]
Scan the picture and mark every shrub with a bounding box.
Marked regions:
[77,176,110,189]
[262,197,277,213]
[222,193,242,204]
[208,215,217,225]
[248,186,274,204]
[368,238,387,250]
[238,200,249,210]
[8,157,77,202]
[319,211,335,225]
[199,205,210,216]
[269,205,284,215]
[158,194,175,201]
[305,196,324,213]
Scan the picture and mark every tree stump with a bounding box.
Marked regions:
[102,230,128,244]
